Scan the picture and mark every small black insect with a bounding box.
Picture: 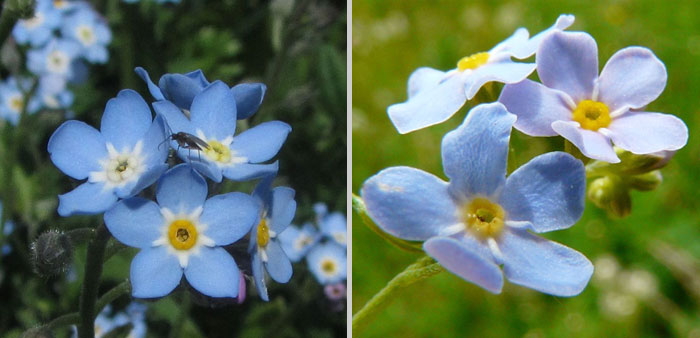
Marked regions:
[159,131,210,162]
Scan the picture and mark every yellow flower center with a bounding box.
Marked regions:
[168,220,198,250]
[462,197,505,238]
[9,96,24,112]
[204,140,232,163]
[53,0,67,8]
[256,218,270,247]
[321,259,337,274]
[572,100,611,131]
[457,52,490,71]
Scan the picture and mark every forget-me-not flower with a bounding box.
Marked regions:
[12,0,61,47]
[248,174,296,301]
[28,38,82,79]
[136,67,266,120]
[153,81,290,182]
[1,201,15,256]
[362,103,593,296]
[48,90,169,216]
[319,212,347,248]
[388,15,574,134]
[37,75,74,111]
[499,31,688,163]
[0,77,41,125]
[306,242,346,285]
[61,7,112,63]
[104,164,258,298]
[278,223,319,262]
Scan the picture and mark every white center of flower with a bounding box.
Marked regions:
[332,232,346,246]
[152,206,215,268]
[76,25,96,46]
[194,130,248,167]
[22,12,44,29]
[46,50,70,74]
[319,258,339,277]
[293,234,312,251]
[6,93,24,113]
[88,142,146,189]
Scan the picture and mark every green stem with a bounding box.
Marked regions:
[44,279,131,330]
[78,224,111,338]
[352,255,443,335]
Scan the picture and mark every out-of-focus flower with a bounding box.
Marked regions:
[362,103,592,296]
[104,164,258,298]
[37,75,74,111]
[319,212,347,248]
[153,81,290,182]
[324,283,346,301]
[48,90,168,216]
[12,0,61,47]
[1,201,15,256]
[306,242,347,285]
[249,175,296,301]
[500,31,687,163]
[387,14,574,134]
[0,76,41,125]
[278,223,319,262]
[61,7,112,63]
[27,38,82,79]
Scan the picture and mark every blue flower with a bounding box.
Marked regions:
[249,174,296,301]
[104,164,258,298]
[48,90,169,216]
[73,303,147,338]
[61,7,112,64]
[27,38,82,79]
[278,222,319,262]
[362,102,592,296]
[388,14,574,134]
[306,242,346,285]
[0,77,42,125]
[1,201,15,256]
[37,75,74,111]
[12,0,61,47]
[136,67,266,120]
[500,31,688,163]
[319,212,346,248]
[153,81,291,182]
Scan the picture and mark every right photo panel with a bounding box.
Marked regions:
[352,1,698,337]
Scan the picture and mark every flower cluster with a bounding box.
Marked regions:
[279,203,347,299]
[363,14,688,296]
[72,303,147,338]
[2,0,112,124]
[48,67,294,301]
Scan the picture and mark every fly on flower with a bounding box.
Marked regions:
[160,130,210,162]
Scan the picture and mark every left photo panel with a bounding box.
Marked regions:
[0,0,347,337]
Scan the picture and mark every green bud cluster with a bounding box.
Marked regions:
[30,230,73,277]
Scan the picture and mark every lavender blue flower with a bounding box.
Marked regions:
[362,102,593,296]
[27,38,82,79]
[306,242,346,285]
[12,0,61,47]
[61,7,112,63]
[499,31,688,163]
[104,164,258,298]
[319,212,346,248]
[136,67,267,120]
[37,75,74,111]
[0,77,41,125]
[249,175,296,301]
[48,90,169,216]
[387,14,574,134]
[278,223,319,262]
[153,81,290,182]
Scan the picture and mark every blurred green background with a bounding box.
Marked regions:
[352,0,700,337]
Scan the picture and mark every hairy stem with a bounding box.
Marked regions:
[352,255,443,336]
[78,224,111,338]
[45,279,131,331]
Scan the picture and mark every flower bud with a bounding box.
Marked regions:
[627,171,662,191]
[614,148,674,175]
[587,175,631,218]
[30,230,73,277]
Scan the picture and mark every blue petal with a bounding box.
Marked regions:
[153,100,193,135]
[251,252,269,301]
[264,240,292,283]
[361,166,457,241]
[388,72,467,134]
[156,164,207,213]
[277,226,305,262]
[607,112,688,155]
[269,187,296,233]
[141,115,169,168]
[159,73,208,109]
[222,161,279,182]
[551,120,620,163]
[320,212,346,247]
[130,246,183,298]
[189,159,223,183]
[100,90,152,151]
[48,120,106,180]
[441,102,515,200]
[423,236,503,293]
[117,163,168,198]
[200,192,259,246]
[464,60,536,100]
[598,47,667,112]
[306,243,347,285]
[509,14,575,59]
[499,79,573,137]
[57,182,117,216]
[135,67,165,101]
[500,228,593,296]
[406,67,446,98]
[190,81,237,139]
[104,197,163,248]
[232,83,266,119]
[537,31,598,102]
[500,152,585,233]
[252,173,274,208]
[184,247,239,298]
[230,121,291,163]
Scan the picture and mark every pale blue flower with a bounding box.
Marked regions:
[153,81,290,182]
[388,14,574,134]
[104,164,258,298]
[37,75,74,111]
[500,31,688,163]
[12,0,61,47]
[61,7,112,63]
[27,38,82,79]
[319,212,346,248]
[48,90,169,216]
[306,242,346,285]
[278,223,319,262]
[0,77,41,125]
[362,102,592,296]
[249,174,296,301]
